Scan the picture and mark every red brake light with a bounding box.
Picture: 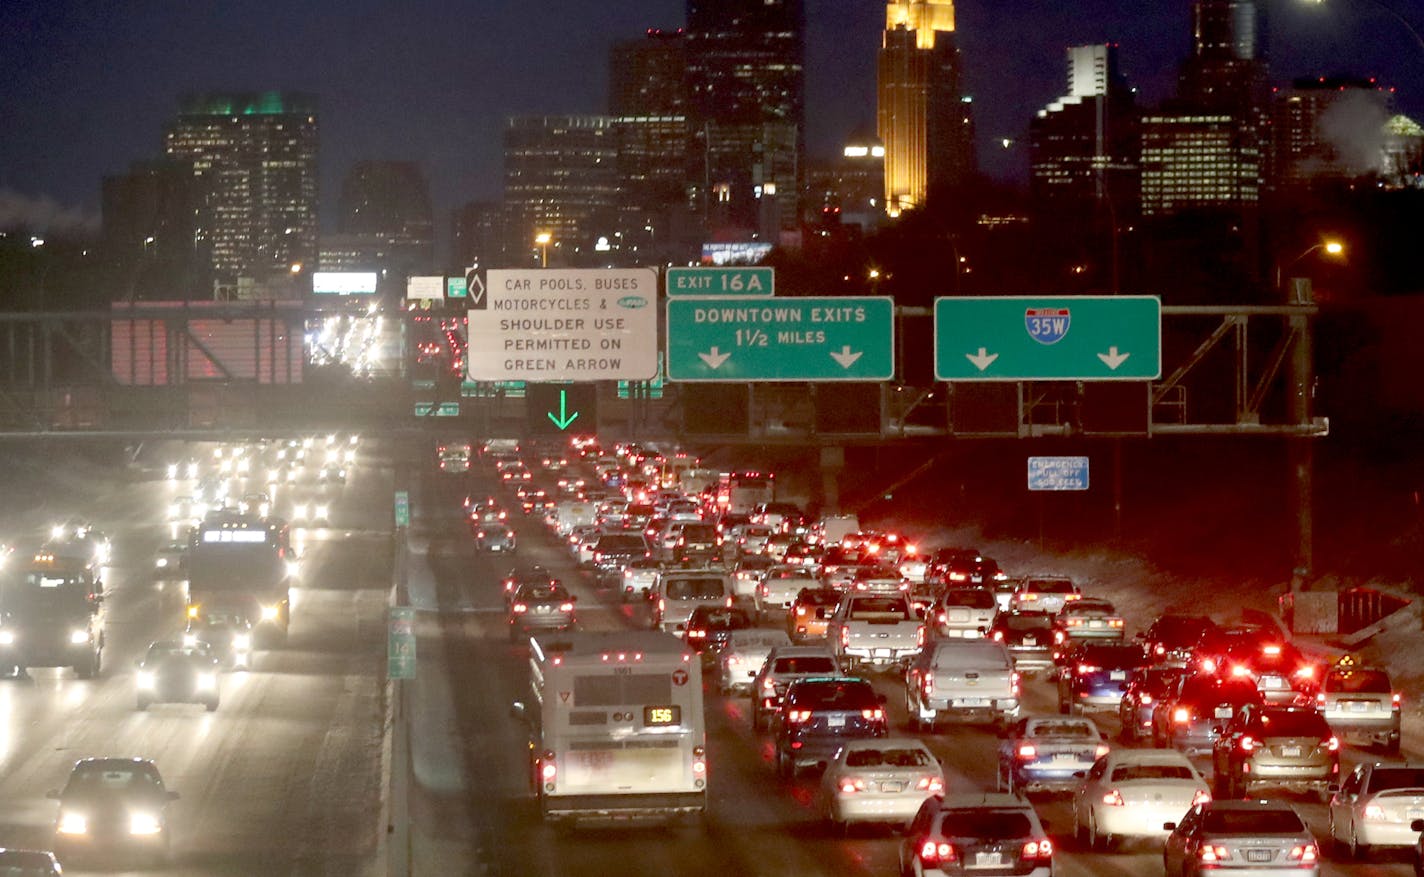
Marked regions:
[1239,735,1254,752]
[860,708,884,721]
[1289,844,1317,864]
[1173,707,1191,724]
[786,709,812,723]
[919,840,956,864]
[1102,789,1125,806]
[1326,735,1339,752]
[559,602,574,612]
[1262,644,1282,656]
[1023,838,1052,859]
[1200,845,1229,864]
[1139,694,1153,705]
[512,603,527,614]
[1393,693,1402,708]
[1016,744,1037,760]
[915,776,944,793]
[840,626,850,647]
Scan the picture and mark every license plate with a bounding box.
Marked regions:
[1024,636,1037,646]
[956,698,987,707]
[1281,746,1301,757]
[873,648,891,658]
[1215,706,1234,719]
[974,852,1002,867]
[1054,752,1076,763]
[1409,808,1424,821]
[1245,849,1273,863]
[881,781,906,793]
[828,714,845,728]
[1109,670,1127,680]
[1089,619,1103,627]
[1347,701,1371,713]
[1260,676,1287,690]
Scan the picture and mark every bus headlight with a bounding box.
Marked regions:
[69,629,90,645]
[315,505,330,521]
[136,671,156,689]
[50,525,66,540]
[156,557,169,568]
[129,812,162,835]
[58,811,88,835]
[233,634,252,651]
[260,604,281,622]
[0,630,14,645]
[197,672,218,690]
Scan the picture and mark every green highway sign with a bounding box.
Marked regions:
[666,266,774,297]
[934,295,1161,381]
[388,606,416,680]
[446,276,467,298]
[393,490,410,528]
[666,296,894,382]
[414,402,460,416]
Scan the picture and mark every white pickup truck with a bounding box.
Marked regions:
[904,639,1021,731]
[828,594,925,673]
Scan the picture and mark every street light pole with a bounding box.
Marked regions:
[534,232,552,268]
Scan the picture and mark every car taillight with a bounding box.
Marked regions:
[1173,707,1191,724]
[923,671,935,694]
[1066,618,1083,628]
[915,626,925,647]
[1139,694,1153,705]
[1191,789,1212,807]
[861,708,884,721]
[1023,838,1052,860]
[1229,665,1251,678]
[1394,693,1403,709]
[593,551,603,562]
[1201,658,1218,673]
[687,630,706,639]
[763,678,776,692]
[658,599,665,613]
[840,627,850,647]
[839,778,866,794]
[1316,692,1326,707]
[1262,644,1282,656]
[919,840,956,865]
[1016,744,1036,760]
[1077,663,1099,675]
[512,603,528,614]
[692,745,707,780]
[559,602,574,612]
[1095,743,1110,758]
[992,630,1004,642]
[1294,665,1314,680]
[796,606,807,616]
[1102,789,1125,806]
[1199,844,1230,864]
[1239,735,1254,752]
[915,776,944,793]
[1325,735,1339,752]
[1155,644,1166,655]
[786,709,812,723]
[1053,631,1065,644]
[1287,844,1317,864]
[1364,803,1385,820]
[725,596,734,607]
[1010,671,1021,696]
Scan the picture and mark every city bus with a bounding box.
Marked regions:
[717,471,775,515]
[187,511,293,643]
[513,630,708,825]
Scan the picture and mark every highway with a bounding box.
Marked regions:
[0,443,388,876]
[0,441,1416,876]
[404,462,1421,877]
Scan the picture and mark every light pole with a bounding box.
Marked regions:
[1275,240,1344,300]
[1299,0,1424,53]
[534,232,552,268]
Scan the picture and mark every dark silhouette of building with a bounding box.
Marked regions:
[805,127,886,233]
[328,160,435,278]
[877,0,975,216]
[101,159,202,300]
[164,92,318,289]
[1272,76,1395,190]
[684,0,805,241]
[451,201,508,272]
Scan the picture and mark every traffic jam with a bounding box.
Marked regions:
[469,435,1421,877]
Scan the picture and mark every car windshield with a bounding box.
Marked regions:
[788,681,877,710]
[1255,711,1328,737]
[945,589,995,609]
[1181,678,1261,706]
[940,810,1033,840]
[1201,808,1305,835]
[1025,579,1074,594]
[597,535,646,551]
[772,656,837,674]
[518,584,570,601]
[845,747,933,768]
[1080,646,1146,667]
[1326,669,1390,693]
[797,589,841,606]
[147,645,208,661]
[665,577,726,600]
[1002,613,1054,632]
[67,765,162,795]
[1367,768,1424,793]
[1112,764,1195,782]
[693,608,750,629]
[680,525,716,541]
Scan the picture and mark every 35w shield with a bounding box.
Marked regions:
[1025,308,1070,345]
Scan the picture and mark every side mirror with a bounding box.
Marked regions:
[167,790,181,801]
[1163,821,1177,832]
[510,701,528,723]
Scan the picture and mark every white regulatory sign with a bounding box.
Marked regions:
[466,269,658,382]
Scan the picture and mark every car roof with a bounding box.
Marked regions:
[73,756,157,771]
[936,792,1036,811]
[838,736,930,752]
[1204,799,1300,812]
[1105,748,1196,767]
[767,645,837,659]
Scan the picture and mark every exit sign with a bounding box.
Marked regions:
[666,267,774,297]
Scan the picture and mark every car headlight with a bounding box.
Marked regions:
[129,811,162,835]
[50,525,66,540]
[286,559,301,577]
[156,557,170,568]
[260,604,280,622]
[166,464,178,479]
[0,630,14,645]
[187,462,198,478]
[69,629,90,645]
[58,811,88,835]
[233,633,252,650]
[182,632,199,648]
[293,504,309,520]
[136,670,156,689]
[315,505,330,521]
[197,672,218,690]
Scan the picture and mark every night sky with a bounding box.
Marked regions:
[1,0,1421,234]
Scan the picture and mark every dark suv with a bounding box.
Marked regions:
[590,532,650,585]
[1056,642,1147,715]
[1152,674,1263,754]
[684,605,754,661]
[1140,614,1217,667]
[775,677,887,778]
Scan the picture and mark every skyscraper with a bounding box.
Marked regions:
[684,0,805,240]
[503,115,619,266]
[101,159,202,300]
[164,92,318,287]
[609,30,694,264]
[1030,45,1139,216]
[877,0,975,216]
[1271,76,1394,189]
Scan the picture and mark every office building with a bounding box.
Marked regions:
[1272,76,1394,189]
[877,0,975,216]
[684,0,805,239]
[101,159,202,300]
[610,30,694,263]
[805,127,886,232]
[503,115,619,266]
[164,92,318,286]
[1030,45,1139,218]
[1140,109,1261,216]
[451,201,509,272]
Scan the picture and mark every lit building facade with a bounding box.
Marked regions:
[877,0,974,216]
[1140,110,1261,215]
[164,92,318,284]
[503,115,619,266]
[684,0,805,240]
[805,128,886,232]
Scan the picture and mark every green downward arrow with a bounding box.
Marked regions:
[547,389,580,430]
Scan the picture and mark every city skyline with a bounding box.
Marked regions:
[1,0,1422,233]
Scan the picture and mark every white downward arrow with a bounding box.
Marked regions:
[965,347,999,371]
[1097,346,1131,370]
[698,346,731,369]
[829,345,863,369]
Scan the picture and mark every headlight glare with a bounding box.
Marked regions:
[197,672,218,690]
[129,812,162,835]
[261,604,280,621]
[136,670,156,689]
[0,630,14,645]
[58,811,88,835]
[69,629,90,645]
[233,634,252,650]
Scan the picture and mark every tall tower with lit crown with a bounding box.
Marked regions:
[877,0,974,216]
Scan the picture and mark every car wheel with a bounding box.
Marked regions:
[776,749,793,780]
[1386,736,1402,756]
[1089,811,1115,852]
[1350,825,1369,860]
